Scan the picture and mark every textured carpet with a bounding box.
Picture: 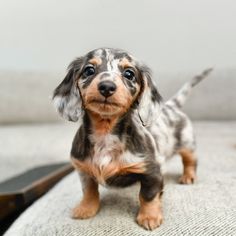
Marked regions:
[3,122,236,235]
[0,122,77,182]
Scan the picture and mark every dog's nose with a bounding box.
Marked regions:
[98,81,117,97]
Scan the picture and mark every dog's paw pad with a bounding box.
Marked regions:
[136,213,163,230]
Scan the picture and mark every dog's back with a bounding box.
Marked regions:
[150,68,213,159]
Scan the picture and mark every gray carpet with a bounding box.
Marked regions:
[0,122,77,182]
[3,122,236,235]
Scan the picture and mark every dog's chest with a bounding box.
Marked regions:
[91,134,123,168]
[73,134,145,186]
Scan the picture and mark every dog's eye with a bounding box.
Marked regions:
[123,69,135,81]
[83,66,95,77]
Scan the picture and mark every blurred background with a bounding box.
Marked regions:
[0,0,236,124]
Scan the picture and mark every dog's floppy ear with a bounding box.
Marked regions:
[52,58,83,122]
[137,65,162,127]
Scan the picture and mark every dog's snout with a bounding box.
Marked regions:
[98,81,117,98]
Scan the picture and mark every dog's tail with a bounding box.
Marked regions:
[166,68,213,108]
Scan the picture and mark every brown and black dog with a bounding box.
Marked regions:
[53,48,212,230]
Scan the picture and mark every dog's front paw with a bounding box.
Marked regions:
[179,173,196,184]
[136,211,163,230]
[72,200,99,219]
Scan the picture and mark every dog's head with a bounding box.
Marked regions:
[53,48,162,125]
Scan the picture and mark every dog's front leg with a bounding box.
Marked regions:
[72,172,100,219]
[136,163,164,230]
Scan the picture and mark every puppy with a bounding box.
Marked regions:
[53,48,212,230]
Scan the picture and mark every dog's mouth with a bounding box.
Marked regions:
[85,98,123,115]
[89,99,119,107]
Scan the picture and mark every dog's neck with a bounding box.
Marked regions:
[86,110,120,136]
[84,110,132,137]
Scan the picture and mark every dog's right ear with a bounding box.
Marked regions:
[52,58,83,122]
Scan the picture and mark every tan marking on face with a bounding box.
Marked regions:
[71,157,146,185]
[137,193,163,230]
[118,57,133,69]
[80,76,102,104]
[118,57,142,102]
[88,57,102,66]
[80,73,138,116]
[72,177,100,219]
[178,148,197,184]
[113,75,136,112]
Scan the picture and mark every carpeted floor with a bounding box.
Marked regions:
[2,122,236,235]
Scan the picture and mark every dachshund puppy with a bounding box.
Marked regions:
[53,48,212,230]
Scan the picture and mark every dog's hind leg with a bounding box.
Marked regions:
[178,148,197,184]
[175,115,197,184]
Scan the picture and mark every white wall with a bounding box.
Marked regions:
[0,0,236,122]
[0,0,235,74]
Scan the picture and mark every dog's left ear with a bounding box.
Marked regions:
[136,65,163,126]
[52,58,83,122]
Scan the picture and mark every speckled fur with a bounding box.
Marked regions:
[52,48,212,230]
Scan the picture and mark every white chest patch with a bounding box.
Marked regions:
[90,134,123,168]
[73,134,146,186]
[89,134,145,169]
